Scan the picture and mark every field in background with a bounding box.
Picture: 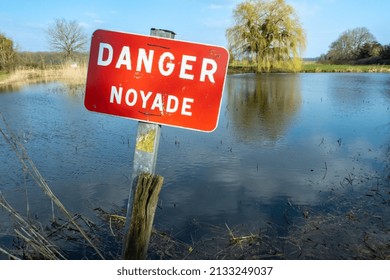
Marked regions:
[0,63,87,87]
[228,60,390,73]
[301,62,390,73]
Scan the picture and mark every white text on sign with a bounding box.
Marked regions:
[110,86,194,116]
[97,43,218,83]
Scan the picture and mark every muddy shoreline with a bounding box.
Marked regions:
[148,174,390,260]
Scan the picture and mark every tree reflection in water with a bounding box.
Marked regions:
[226,74,301,143]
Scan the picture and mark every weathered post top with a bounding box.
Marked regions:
[150,28,176,38]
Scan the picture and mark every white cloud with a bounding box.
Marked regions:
[202,18,230,28]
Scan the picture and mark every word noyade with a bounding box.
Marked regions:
[110,85,194,116]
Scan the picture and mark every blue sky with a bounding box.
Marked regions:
[0,0,389,58]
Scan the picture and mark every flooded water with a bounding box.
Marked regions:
[0,73,389,259]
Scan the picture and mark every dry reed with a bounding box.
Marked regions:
[0,64,87,87]
[0,113,104,259]
[0,194,66,260]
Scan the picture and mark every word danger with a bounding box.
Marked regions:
[110,86,194,116]
[97,42,218,83]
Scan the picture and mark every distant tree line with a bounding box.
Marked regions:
[0,19,88,73]
[319,27,390,64]
[17,51,88,69]
[0,33,16,72]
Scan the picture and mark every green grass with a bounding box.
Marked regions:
[228,61,390,73]
[0,71,10,82]
[301,63,390,73]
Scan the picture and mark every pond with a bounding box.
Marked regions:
[0,73,389,259]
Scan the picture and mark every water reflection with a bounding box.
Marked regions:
[0,83,23,93]
[226,74,301,143]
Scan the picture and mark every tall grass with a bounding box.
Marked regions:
[0,63,87,87]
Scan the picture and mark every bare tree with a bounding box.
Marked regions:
[327,27,376,61]
[47,19,88,59]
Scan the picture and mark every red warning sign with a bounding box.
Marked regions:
[85,29,229,132]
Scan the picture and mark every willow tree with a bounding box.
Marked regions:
[226,0,306,72]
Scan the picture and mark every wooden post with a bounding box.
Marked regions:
[122,28,175,260]
[123,173,164,259]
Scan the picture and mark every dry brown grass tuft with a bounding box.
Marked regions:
[0,64,87,87]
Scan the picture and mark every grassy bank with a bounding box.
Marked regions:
[301,63,390,73]
[228,62,390,73]
[0,64,87,87]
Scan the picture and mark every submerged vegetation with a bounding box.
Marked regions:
[1,112,389,259]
